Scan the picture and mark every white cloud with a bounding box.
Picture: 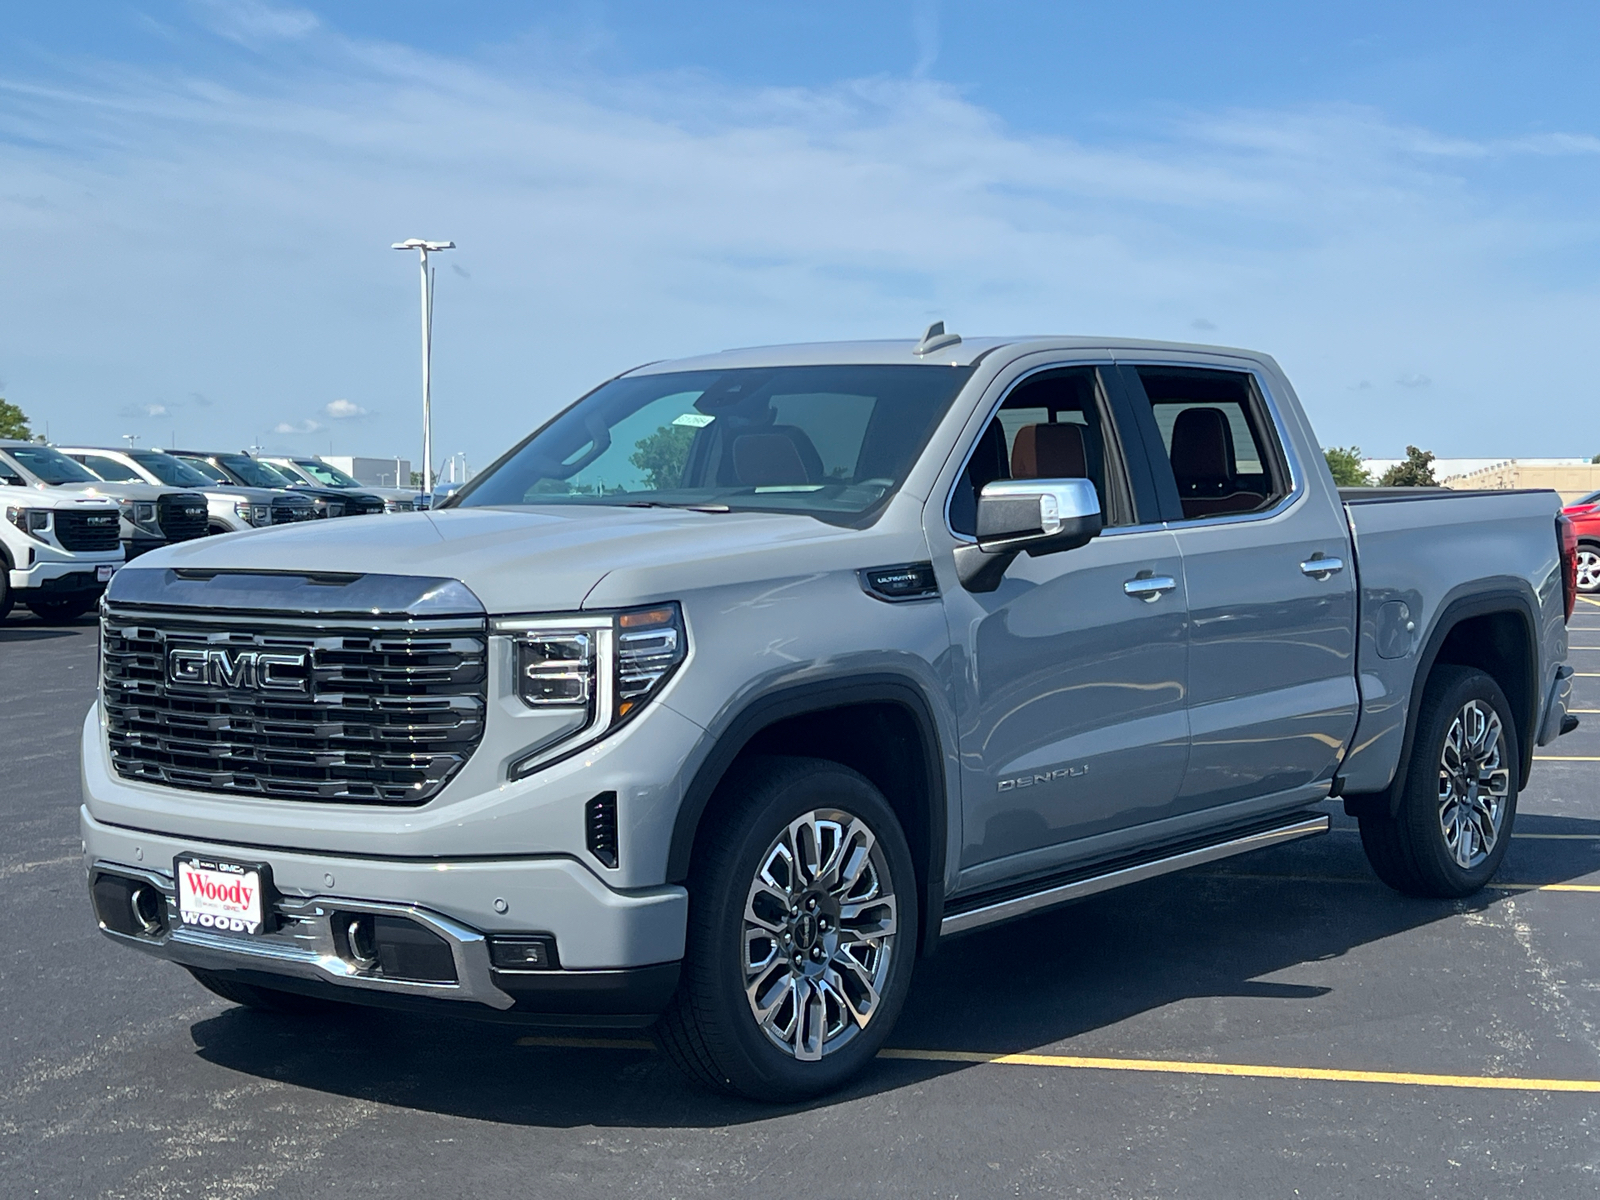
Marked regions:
[190,0,318,45]
[3,25,1600,462]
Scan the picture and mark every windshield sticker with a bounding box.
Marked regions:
[672,413,715,428]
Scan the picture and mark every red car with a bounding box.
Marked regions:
[1565,489,1600,593]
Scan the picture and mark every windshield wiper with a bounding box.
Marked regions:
[618,500,732,513]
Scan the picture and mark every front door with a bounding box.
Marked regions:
[1120,362,1358,812]
[932,363,1191,890]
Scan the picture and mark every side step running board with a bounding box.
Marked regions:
[941,813,1330,937]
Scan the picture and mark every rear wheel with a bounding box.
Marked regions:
[186,967,347,1014]
[0,570,11,621]
[1358,666,1518,898]
[1576,542,1600,594]
[26,594,98,623]
[654,756,917,1101]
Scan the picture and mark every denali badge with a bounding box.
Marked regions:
[998,763,1089,792]
[167,646,309,692]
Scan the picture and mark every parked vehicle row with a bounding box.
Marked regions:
[2,444,415,621]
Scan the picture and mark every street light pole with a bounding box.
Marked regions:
[391,238,454,505]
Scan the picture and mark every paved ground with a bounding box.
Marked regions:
[4,603,1600,1199]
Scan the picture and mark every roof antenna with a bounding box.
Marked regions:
[914,320,962,356]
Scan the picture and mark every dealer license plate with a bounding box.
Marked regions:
[175,855,271,936]
[96,564,116,582]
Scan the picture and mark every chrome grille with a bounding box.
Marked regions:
[157,494,209,542]
[271,501,317,524]
[101,605,487,804]
[56,510,121,551]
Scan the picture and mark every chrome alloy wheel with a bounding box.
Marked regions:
[742,809,898,1061]
[1437,699,1511,870]
[1576,546,1600,593]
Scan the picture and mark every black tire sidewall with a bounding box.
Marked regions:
[1400,666,1520,895]
[687,756,919,1101]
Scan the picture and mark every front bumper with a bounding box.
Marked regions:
[10,557,118,595]
[82,809,687,1023]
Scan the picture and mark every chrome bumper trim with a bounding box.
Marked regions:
[91,860,515,1010]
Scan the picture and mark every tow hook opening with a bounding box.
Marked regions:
[332,911,458,983]
[130,885,165,936]
[91,872,169,940]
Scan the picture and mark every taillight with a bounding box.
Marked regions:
[1558,513,1578,622]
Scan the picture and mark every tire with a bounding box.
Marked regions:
[26,594,98,623]
[653,756,918,1102]
[186,967,347,1015]
[1358,666,1519,898]
[0,569,11,622]
[1576,542,1600,594]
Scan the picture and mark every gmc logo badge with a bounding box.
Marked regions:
[167,647,308,692]
[87,515,115,525]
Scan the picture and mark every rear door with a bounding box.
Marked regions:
[931,359,1190,889]
[1117,360,1357,812]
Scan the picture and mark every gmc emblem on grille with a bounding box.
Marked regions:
[167,647,308,692]
[87,515,115,525]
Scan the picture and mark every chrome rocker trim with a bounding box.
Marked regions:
[940,813,1330,936]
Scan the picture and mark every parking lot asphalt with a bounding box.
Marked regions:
[4,604,1600,1199]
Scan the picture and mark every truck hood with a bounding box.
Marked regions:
[136,504,855,613]
[51,481,201,503]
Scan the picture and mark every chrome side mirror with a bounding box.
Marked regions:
[955,478,1103,592]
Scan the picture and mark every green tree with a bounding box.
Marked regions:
[1323,445,1371,487]
[629,424,695,490]
[1378,445,1438,487]
[0,399,31,440]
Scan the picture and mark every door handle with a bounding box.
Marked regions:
[1124,575,1178,601]
[1300,557,1344,580]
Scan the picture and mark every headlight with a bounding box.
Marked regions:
[497,603,687,779]
[118,500,160,532]
[5,507,51,540]
[233,502,271,526]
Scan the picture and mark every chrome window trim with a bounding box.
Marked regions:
[939,356,1126,543]
[1112,357,1306,531]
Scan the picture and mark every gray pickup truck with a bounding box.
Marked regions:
[81,329,1580,1100]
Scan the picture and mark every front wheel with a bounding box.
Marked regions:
[1358,666,1518,898]
[654,756,917,1101]
[1576,542,1600,594]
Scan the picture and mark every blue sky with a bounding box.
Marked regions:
[3,2,1599,471]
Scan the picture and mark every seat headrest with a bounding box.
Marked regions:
[1170,407,1236,486]
[732,432,810,486]
[1011,422,1087,480]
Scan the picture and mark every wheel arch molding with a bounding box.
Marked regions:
[668,674,949,958]
[1345,580,1542,818]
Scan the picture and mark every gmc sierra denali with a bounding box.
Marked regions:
[81,329,1579,1100]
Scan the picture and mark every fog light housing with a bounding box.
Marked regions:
[488,935,560,971]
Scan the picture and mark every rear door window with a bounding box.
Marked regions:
[1130,367,1290,520]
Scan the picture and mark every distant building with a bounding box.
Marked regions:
[1359,457,1600,503]
[324,456,412,488]
[1440,459,1600,504]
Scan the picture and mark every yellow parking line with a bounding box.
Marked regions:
[1198,871,1600,892]
[1328,828,1600,841]
[1573,673,1600,678]
[512,1036,1600,1093]
[878,1048,1600,1093]
[1568,708,1600,713]
[1534,755,1600,761]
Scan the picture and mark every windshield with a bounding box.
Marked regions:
[4,445,102,485]
[456,364,974,524]
[175,456,229,483]
[216,455,296,488]
[295,459,361,488]
[1573,489,1600,509]
[130,451,213,488]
